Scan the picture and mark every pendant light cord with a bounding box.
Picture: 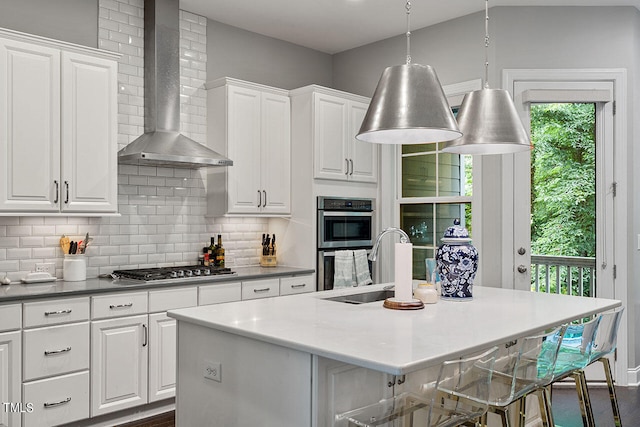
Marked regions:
[484,0,490,89]
[406,0,412,65]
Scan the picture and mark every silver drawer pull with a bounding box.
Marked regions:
[44,346,71,356]
[44,397,71,408]
[253,288,271,293]
[291,284,307,289]
[44,309,72,316]
[109,303,133,309]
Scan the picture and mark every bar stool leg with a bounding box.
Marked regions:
[600,357,622,427]
[573,370,596,427]
[537,387,555,427]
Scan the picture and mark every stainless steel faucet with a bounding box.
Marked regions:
[369,227,410,262]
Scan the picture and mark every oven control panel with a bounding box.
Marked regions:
[317,197,374,211]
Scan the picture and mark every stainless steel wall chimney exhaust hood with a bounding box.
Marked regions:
[118,0,232,168]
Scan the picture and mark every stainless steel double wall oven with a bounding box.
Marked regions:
[317,197,375,290]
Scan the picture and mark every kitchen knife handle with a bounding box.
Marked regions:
[345,159,349,175]
[349,159,354,175]
[257,190,262,207]
[64,181,69,204]
[263,190,267,206]
[53,180,59,204]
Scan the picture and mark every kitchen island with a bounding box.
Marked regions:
[168,284,620,426]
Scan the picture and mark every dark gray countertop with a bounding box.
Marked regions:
[0,266,315,303]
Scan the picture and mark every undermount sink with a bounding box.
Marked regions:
[324,289,395,304]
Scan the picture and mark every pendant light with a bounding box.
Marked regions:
[356,1,461,144]
[442,0,530,155]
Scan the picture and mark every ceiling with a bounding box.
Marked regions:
[180,0,639,54]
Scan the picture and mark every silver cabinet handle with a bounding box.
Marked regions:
[109,303,133,309]
[64,181,69,204]
[44,397,71,408]
[142,324,148,347]
[53,180,59,204]
[253,288,271,293]
[349,159,354,175]
[44,309,72,316]
[263,190,267,206]
[291,284,307,289]
[345,159,349,175]
[44,346,71,356]
[257,190,262,207]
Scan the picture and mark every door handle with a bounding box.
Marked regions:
[349,159,354,175]
[345,159,349,175]
[263,190,267,207]
[257,190,262,207]
[64,181,69,204]
[517,265,528,274]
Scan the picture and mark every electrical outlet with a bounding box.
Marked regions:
[204,360,221,382]
[35,263,56,276]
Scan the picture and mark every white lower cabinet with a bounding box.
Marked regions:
[199,281,242,305]
[148,313,177,403]
[241,278,280,300]
[90,314,148,417]
[22,371,89,427]
[280,274,314,296]
[21,298,89,427]
[0,330,21,427]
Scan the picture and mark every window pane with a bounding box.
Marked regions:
[402,154,437,197]
[438,152,461,196]
[400,202,472,279]
[400,204,434,246]
[436,204,470,238]
[402,143,436,155]
[412,247,436,281]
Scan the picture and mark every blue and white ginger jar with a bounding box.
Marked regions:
[436,219,478,300]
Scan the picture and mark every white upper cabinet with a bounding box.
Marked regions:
[207,77,291,216]
[0,29,118,215]
[295,86,378,184]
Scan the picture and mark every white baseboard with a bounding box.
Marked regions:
[627,365,640,386]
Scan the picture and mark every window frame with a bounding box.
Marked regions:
[395,79,482,280]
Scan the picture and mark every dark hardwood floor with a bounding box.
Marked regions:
[551,384,640,427]
[117,384,639,427]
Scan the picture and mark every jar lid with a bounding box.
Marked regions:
[442,219,471,240]
[417,283,436,288]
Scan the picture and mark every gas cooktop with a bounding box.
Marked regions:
[112,265,236,285]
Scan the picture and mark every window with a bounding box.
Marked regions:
[399,140,473,279]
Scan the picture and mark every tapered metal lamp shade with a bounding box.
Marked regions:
[356,64,462,144]
[443,88,531,154]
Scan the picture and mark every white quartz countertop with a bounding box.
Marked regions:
[168,284,620,375]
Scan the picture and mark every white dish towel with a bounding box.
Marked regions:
[333,250,355,288]
[354,249,373,286]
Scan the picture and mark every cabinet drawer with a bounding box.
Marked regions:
[280,275,314,296]
[241,278,279,300]
[22,370,89,427]
[23,322,89,381]
[24,297,89,328]
[0,303,21,331]
[199,282,241,305]
[149,287,198,312]
[92,292,148,319]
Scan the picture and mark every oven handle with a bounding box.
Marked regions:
[320,249,372,257]
[319,211,373,217]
